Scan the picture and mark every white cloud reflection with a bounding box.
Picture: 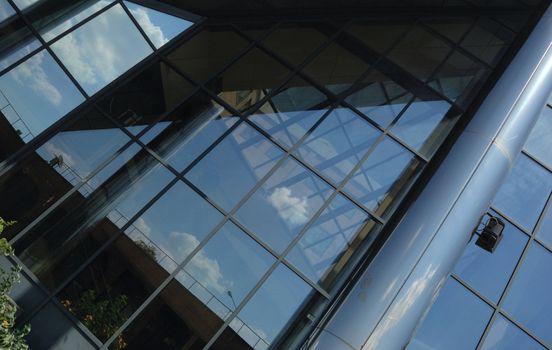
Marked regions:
[128,7,169,47]
[11,52,62,106]
[268,187,309,226]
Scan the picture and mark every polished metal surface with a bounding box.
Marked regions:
[310,5,552,350]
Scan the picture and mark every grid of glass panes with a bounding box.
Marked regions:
[0,4,535,349]
[408,101,552,350]
[0,0,194,146]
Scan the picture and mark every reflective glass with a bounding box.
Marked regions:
[167,26,250,84]
[424,17,473,44]
[186,122,283,211]
[391,98,456,158]
[346,21,411,54]
[493,154,552,231]
[183,222,275,310]
[0,37,40,72]
[0,0,14,20]
[295,107,381,185]
[453,213,527,303]
[125,180,223,274]
[209,47,291,114]
[524,106,552,169]
[218,264,314,349]
[11,0,39,10]
[249,79,328,149]
[97,60,194,131]
[287,194,379,291]
[345,73,411,128]
[302,41,370,94]
[0,50,84,138]
[503,242,552,345]
[38,0,113,42]
[481,315,544,350]
[461,18,515,67]
[408,279,492,350]
[343,137,423,218]
[537,204,552,248]
[125,1,193,48]
[16,152,174,291]
[51,4,152,95]
[387,26,452,82]
[0,109,130,240]
[261,23,331,65]
[140,92,239,172]
[236,158,333,253]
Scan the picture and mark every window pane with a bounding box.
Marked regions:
[37,0,114,42]
[295,107,381,185]
[183,222,275,310]
[390,98,457,158]
[235,158,333,253]
[97,60,194,132]
[287,194,380,291]
[524,106,552,169]
[460,18,515,67]
[453,213,527,303]
[125,180,223,274]
[0,109,129,240]
[537,204,552,248]
[214,264,315,349]
[503,242,552,345]
[345,21,411,54]
[492,154,552,231]
[408,279,492,350]
[343,137,423,219]
[51,4,152,95]
[0,50,84,139]
[15,151,174,291]
[248,80,328,149]
[186,122,283,211]
[481,315,544,350]
[125,1,193,48]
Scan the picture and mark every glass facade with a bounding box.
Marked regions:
[0,0,547,349]
[409,100,552,349]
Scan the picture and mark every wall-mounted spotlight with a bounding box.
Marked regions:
[474,215,505,253]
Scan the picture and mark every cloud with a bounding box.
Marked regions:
[11,52,62,106]
[165,231,231,294]
[268,187,310,226]
[129,7,168,47]
[43,142,76,170]
[133,217,152,237]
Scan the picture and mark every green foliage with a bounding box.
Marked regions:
[0,218,30,350]
[62,290,128,349]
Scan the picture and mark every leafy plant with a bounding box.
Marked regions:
[0,218,30,350]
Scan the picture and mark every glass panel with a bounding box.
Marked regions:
[15,151,174,291]
[408,279,493,350]
[295,107,381,185]
[0,0,14,20]
[140,92,239,172]
[125,180,223,274]
[37,0,114,42]
[345,21,411,54]
[424,17,473,44]
[302,41,370,94]
[235,158,333,253]
[493,154,552,231]
[461,18,515,67]
[124,1,193,48]
[11,0,39,10]
[186,122,283,211]
[0,109,130,240]
[208,47,291,114]
[286,194,380,291]
[343,137,423,219]
[345,72,411,128]
[0,33,40,72]
[503,242,552,345]
[213,264,315,349]
[387,25,452,82]
[183,222,275,310]
[261,22,332,66]
[248,79,328,149]
[453,212,527,303]
[390,98,457,158]
[537,204,552,248]
[166,26,250,84]
[481,315,544,350]
[51,4,153,95]
[0,50,84,139]
[524,106,552,169]
[97,60,194,132]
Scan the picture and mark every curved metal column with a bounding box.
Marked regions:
[310,7,552,350]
